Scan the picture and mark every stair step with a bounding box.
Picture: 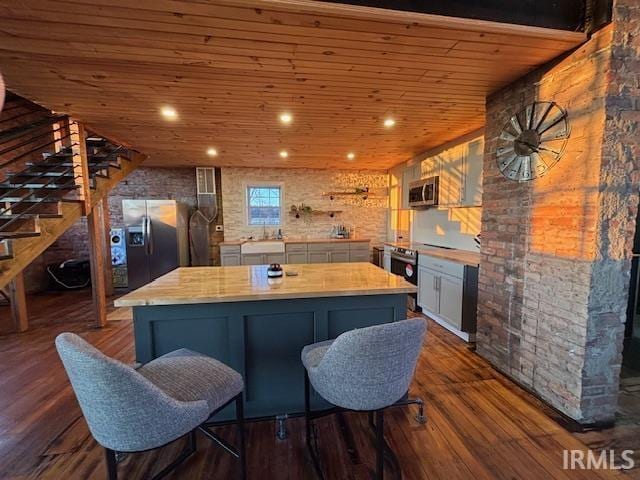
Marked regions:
[0,239,12,261]
[41,151,122,163]
[0,213,62,219]
[1,196,75,204]
[0,231,41,240]
[27,161,120,170]
[0,216,39,233]
[0,183,79,190]
[5,201,63,216]
[7,171,76,179]
[0,188,77,201]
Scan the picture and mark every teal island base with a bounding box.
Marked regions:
[133,293,408,421]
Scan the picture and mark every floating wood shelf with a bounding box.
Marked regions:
[290,210,342,219]
[322,191,380,200]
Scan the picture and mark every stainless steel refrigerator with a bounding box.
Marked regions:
[123,199,190,289]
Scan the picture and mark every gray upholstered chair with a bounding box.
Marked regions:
[55,333,246,480]
[301,318,427,480]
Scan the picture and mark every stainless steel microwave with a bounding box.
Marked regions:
[408,176,439,208]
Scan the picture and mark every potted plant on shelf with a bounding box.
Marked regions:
[290,203,313,220]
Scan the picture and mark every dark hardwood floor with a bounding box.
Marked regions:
[0,290,637,479]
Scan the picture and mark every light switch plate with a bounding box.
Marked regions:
[215,225,224,232]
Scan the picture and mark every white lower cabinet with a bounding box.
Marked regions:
[418,265,463,330]
[286,252,308,264]
[418,267,439,314]
[329,250,350,263]
[242,253,266,265]
[383,253,391,272]
[241,253,285,265]
[438,274,463,330]
[221,254,241,266]
[265,253,285,264]
[308,251,330,263]
[222,241,372,265]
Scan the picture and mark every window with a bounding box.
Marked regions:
[247,186,282,225]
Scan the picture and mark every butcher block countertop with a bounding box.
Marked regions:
[220,238,370,246]
[418,247,480,266]
[114,263,416,307]
[384,241,481,266]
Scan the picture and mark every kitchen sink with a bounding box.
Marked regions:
[241,241,285,254]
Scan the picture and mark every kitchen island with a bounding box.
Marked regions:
[115,263,416,420]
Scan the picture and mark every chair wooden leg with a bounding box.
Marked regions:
[236,393,247,480]
[105,448,118,480]
[375,410,384,480]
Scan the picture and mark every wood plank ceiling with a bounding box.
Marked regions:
[0,0,585,170]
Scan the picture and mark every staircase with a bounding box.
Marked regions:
[0,130,144,290]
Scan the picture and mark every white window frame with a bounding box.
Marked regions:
[246,184,283,226]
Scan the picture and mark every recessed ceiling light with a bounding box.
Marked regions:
[347,152,355,160]
[279,150,289,158]
[206,147,218,157]
[161,106,177,120]
[383,118,396,128]
[279,112,293,124]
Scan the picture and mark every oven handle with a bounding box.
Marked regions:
[390,254,416,265]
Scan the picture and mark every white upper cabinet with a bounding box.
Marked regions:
[400,163,420,209]
[421,154,440,179]
[463,137,484,207]
[417,135,483,208]
[439,145,464,207]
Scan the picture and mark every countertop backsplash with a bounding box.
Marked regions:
[412,206,482,252]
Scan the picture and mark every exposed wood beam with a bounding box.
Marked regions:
[8,272,28,332]
[87,200,107,327]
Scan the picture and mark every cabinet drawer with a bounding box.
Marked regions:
[349,251,370,263]
[221,254,241,266]
[265,253,285,264]
[286,252,308,264]
[220,244,241,254]
[308,242,349,252]
[330,251,350,263]
[308,251,330,263]
[418,255,464,279]
[285,242,308,252]
[349,241,370,251]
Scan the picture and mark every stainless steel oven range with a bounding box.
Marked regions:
[390,246,420,312]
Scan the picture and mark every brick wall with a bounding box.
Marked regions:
[37,166,387,288]
[221,167,388,245]
[32,167,202,291]
[478,8,640,424]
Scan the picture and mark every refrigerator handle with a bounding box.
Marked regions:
[147,216,154,256]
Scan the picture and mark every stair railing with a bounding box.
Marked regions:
[0,135,75,169]
[0,114,67,150]
[0,165,77,212]
[0,167,78,233]
[0,124,68,158]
